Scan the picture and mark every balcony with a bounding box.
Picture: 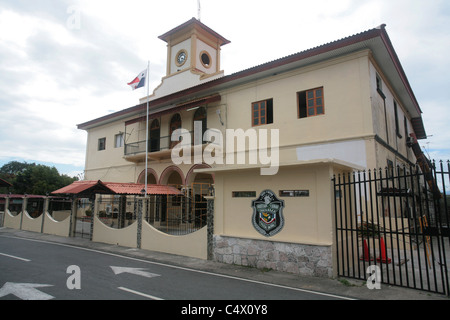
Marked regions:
[124,131,211,162]
[124,135,171,162]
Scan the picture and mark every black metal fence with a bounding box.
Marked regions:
[94,187,209,236]
[143,194,207,235]
[333,160,449,295]
[95,195,138,229]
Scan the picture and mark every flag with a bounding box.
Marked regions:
[127,69,147,90]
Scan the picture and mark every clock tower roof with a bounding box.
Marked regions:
[158,17,230,47]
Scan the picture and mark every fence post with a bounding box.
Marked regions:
[1,196,9,227]
[20,195,28,230]
[41,196,49,233]
[205,195,215,261]
[91,195,100,241]
[137,196,145,249]
[68,196,77,237]
[119,195,126,229]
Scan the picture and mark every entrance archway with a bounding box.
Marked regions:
[159,166,185,187]
[186,164,214,186]
[158,166,186,225]
[137,168,158,185]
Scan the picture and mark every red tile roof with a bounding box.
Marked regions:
[51,180,112,196]
[105,182,182,195]
[51,180,182,196]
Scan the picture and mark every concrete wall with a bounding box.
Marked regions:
[214,164,335,245]
[92,215,138,248]
[3,208,71,237]
[1,195,208,262]
[3,209,21,230]
[141,221,207,260]
[368,58,415,168]
[21,211,43,233]
[208,162,349,277]
[43,212,71,237]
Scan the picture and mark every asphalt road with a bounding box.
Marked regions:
[0,234,351,302]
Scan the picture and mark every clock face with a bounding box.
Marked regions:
[176,51,187,66]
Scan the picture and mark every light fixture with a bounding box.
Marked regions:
[216,109,224,126]
[186,106,200,112]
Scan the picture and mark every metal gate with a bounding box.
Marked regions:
[74,198,93,239]
[74,215,92,239]
[333,160,449,295]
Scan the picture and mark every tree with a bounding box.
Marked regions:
[0,161,78,195]
[0,161,31,178]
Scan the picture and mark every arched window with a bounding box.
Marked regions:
[149,119,160,152]
[193,107,207,145]
[169,114,182,149]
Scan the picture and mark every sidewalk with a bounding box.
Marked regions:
[0,227,448,300]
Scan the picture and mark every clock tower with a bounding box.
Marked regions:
[147,18,230,100]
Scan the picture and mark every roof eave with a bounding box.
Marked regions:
[158,17,230,46]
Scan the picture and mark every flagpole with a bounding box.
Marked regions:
[144,61,150,197]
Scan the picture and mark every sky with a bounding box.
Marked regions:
[0,0,449,178]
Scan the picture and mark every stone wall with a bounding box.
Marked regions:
[213,235,332,277]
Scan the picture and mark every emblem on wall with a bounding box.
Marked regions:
[251,190,285,237]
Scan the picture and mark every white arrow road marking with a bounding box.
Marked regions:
[110,266,160,279]
[0,282,54,300]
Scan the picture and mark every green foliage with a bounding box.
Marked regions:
[0,161,77,195]
[357,221,383,238]
[0,161,30,176]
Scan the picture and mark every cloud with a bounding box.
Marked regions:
[0,3,145,165]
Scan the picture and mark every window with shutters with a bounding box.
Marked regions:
[252,99,273,126]
[298,87,325,118]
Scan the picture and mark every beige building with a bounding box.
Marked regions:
[77,19,427,276]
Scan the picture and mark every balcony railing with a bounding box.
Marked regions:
[124,130,211,157]
[125,136,171,156]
